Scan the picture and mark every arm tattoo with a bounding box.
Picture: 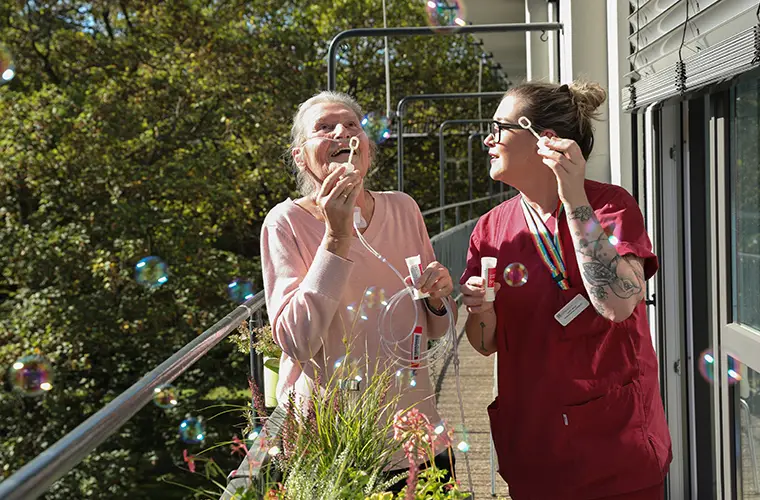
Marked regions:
[480,321,486,353]
[577,232,642,300]
[569,206,594,222]
[572,207,643,300]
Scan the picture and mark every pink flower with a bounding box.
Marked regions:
[231,435,248,457]
[182,449,196,473]
[392,408,438,498]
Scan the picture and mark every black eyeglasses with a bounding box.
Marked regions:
[491,121,524,143]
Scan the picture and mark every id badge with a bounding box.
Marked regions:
[555,294,590,326]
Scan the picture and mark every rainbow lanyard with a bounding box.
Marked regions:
[520,198,571,290]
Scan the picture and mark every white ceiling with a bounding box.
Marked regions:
[460,0,527,85]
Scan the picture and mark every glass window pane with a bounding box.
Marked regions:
[733,74,760,330]
[736,361,760,498]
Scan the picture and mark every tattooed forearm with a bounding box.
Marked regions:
[566,204,646,321]
[577,233,641,299]
[479,322,486,353]
[568,205,594,222]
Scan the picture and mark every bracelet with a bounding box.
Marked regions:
[424,297,448,316]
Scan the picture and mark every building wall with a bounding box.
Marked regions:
[525,0,635,192]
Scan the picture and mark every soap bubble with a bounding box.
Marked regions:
[395,367,418,389]
[267,446,281,456]
[455,424,470,453]
[432,419,455,447]
[363,287,389,310]
[9,355,53,396]
[152,384,178,409]
[0,45,15,84]
[178,416,205,444]
[227,279,255,303]
[698,349,742,385]
[346,302,369,322]
[361,112,391,144]
[135,256,169,288]
[334,356,365,390]
[425,0,467,29]
[504,262,528,287]
[604,222,619,246]
[247,425,263,442]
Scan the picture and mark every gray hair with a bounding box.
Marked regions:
[288,91,375,197]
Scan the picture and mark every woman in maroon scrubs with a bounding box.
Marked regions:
[460,81,672,500]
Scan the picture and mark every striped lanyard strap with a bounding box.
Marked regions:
[520,198,571,290]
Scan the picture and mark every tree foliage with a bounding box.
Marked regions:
[0,0,504,497]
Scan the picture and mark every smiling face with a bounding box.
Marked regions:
[292,102,371,185]
[484,95,554,185]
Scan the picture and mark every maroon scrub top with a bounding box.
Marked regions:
[461,180,672,499]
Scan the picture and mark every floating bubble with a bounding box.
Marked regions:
[152,384,178,409]
[334,356,365,390]
[361,112,391,144]
[135,256,169,288]
[604,222,619,246]
[227,279,255,303]
[425,0,467,29]
[698,349,742,385]
[178,416,205,444]
[8,355,53,396]
[455,424,470,453]
[346,302,369,322]
[267,446,281,457]
[247,425,262,442]
[395,367,418,389]
[364,287,389,309]
[0,45,14,84]
[504,262,528,287]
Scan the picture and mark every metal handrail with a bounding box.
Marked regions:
[0,292,266,500]
[395,92,505,192]
[421,192,508,217]
[326,23,564,90]
[0,210,498,499]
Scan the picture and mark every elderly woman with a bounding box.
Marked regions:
[461,81,672,500]
[260,91,457,484]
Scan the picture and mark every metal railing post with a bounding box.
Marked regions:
[439,119,492,233]
[326,24,563,91]
[396,92,503,192]
[249,308,266,415]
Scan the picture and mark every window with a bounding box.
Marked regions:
[733,72,760,331]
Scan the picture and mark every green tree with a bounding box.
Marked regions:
[0,1,504,497]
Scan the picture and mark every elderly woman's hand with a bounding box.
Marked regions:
[315,164,363,239]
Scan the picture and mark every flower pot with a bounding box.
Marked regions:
[263,356,279,408]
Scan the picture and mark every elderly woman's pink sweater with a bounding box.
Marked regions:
[261,191,451,451]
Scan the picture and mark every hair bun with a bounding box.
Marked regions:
[568,81,607,120]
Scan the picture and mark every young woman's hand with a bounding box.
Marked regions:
[461,276,501,314]
[537,137,589,207]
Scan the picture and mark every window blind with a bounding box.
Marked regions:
[623,0,760,110]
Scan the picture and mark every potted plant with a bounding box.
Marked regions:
[232,322,283,409]
[252,324,282,408]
